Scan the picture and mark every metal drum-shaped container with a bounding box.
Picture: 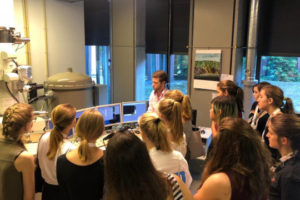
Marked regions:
[45,71,94,110]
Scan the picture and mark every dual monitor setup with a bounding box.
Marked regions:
[49,101,148,133]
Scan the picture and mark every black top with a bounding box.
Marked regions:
[57,154,104,200]
[248,102,270,136]
[270,153,300,200]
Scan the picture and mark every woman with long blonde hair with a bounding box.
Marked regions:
[57,109,105,200]
[0,103,35,200]
[38,104,76,200]
[158,98,186,156]
[139,112,192,187]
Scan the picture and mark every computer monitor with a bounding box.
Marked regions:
[76,108,91,119]
[96,103,122,126]
[122,101,147,123]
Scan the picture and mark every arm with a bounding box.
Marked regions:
[14,151,36,200]
[173,174,194,200]
[194,173,231,200]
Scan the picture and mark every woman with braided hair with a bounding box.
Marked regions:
[138,112,192,187]
[0,103,35,200]
[37,104,76,200]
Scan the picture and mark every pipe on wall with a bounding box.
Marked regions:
[43,0,49,78]
[243,0,260,118]
[22,0,31,65]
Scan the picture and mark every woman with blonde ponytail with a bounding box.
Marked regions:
[139,112,192,187]
[57,109,105,200]
[38,104,76,200]
[164,90,194,157]
[0,103,35,200]
[158,98,187,156]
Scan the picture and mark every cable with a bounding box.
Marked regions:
[5,82,20,103]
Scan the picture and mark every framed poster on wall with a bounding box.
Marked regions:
[193,49,222,90]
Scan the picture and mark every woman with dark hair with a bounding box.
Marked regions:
[206,96,238,160]
[217,80,244,117]
[210,96,238,137]
[0,103,35,200]
[267,114,300,200]
[194,117,272,200]
[248,82,270,135]
[104,130,193,200]
[57,109,105,200]
[258,85,295,161]
[38,104,76,200]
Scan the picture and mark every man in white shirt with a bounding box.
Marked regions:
[148,70,168,113]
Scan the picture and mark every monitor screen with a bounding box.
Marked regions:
[97,104,121,126]
[76,108,89,119]
[122,101,147,123]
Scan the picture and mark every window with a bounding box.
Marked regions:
[85,45,111,103]
[136,53,189,101]
[136,54,167,101]
[259,56,300,113]
[169,54,188,94]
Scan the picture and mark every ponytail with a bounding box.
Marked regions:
[182,95,192,121]
[171,101,184,144]
[164,89,193,122]
[139,113,171,152]
[158,98,184,144]
[282,97,295,114]
[75,109,104,162]
[47,104,76,160]
[47,127,64,160]
[78,138,90,161]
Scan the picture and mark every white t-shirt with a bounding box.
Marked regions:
[149,147,192,187]
[170,133,187,157]
[38,132,75,185]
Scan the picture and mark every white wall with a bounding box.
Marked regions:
[13,0,85,84]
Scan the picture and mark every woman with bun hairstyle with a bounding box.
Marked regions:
[267,114,300,200]
[194,117,272,200]
[38,104,76,200]
[0,103,35,200]
[104,130,193,200]
[248,81,270,135]
[258,85,295,161]
[139,112,192,187]
[57,109,105,200]
[217,80,244,117]
[158,98,187,156]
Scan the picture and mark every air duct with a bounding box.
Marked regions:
[243,0,261,118]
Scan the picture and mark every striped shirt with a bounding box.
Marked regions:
[167,174,184,200]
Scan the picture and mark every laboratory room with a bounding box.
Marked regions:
[0,0,299,200]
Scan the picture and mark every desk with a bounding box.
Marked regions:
[25,131,109,155]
